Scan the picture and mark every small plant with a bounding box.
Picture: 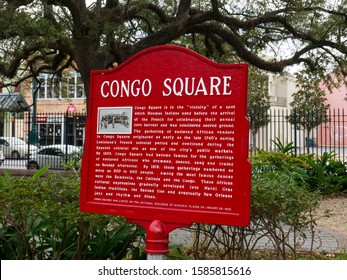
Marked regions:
[272,138,297,155]
[62,148,84,172]
[337,249,347,260]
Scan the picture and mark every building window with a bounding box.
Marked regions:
[36,73,85,100]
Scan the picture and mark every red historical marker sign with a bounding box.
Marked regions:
[80,45,251,230]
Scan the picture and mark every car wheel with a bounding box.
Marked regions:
[11,151,20,159]
[28,161,39,169]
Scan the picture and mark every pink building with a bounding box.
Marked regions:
[318,77,347,147]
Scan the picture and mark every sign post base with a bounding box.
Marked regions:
[145,220,169,260]
[131,219,190,260]
[147,253,167,260]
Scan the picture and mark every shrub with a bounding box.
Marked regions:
[299,152,347,194]
[189,150,320,260]
[253,146,347,195]
[250,170,320,257]
[0,169,145,260]
[251,149,309,175]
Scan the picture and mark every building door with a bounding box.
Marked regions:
[39,122,62,146]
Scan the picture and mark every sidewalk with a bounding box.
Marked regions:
[308,226,347,253]
[254,226,347,253]
[170,225,347,254]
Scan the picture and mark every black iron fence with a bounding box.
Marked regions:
[249,108,347,161]
[0,111,86,169]
[1,109,346,169]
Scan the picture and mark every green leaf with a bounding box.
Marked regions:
[31,166,49,179]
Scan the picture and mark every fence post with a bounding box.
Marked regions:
[293,108,297,156]
[65,110,69,163]
[27,111,31,168]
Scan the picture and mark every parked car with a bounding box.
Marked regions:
[0,150,4,166]
[0,137,39,159]
[27,144,82,170]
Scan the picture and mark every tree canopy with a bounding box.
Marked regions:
[287,71,330,149]
[0,0,346,107]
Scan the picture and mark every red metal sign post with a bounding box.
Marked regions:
[80,45,251,259]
